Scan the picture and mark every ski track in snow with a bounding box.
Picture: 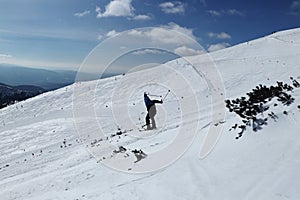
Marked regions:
[1,28,300,200]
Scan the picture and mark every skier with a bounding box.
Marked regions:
[144,92,163,130]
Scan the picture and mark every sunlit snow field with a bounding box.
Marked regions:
[1,28,300,200]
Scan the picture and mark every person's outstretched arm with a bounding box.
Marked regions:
[153,100,163,104]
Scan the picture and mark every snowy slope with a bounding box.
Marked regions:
[1,28,300,200]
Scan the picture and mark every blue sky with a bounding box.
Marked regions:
[0,0,299,72]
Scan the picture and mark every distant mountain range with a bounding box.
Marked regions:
[0,64,115,90]
[0,64,79,90]
[0,64,118,109]
[0,64,100,109]
[0,82,45,109]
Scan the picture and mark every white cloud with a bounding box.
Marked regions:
[174,46,204,56]
[207,10,221,16]
[227,9,244,16]
[127,22,196,45]
[127,29,144,37]
[97,34,103,41]
[74,10,90,17]
[96,1,151,20]
[163,22,195,39]
[132,49,165,55]
[159,1,185,14]
[0,54,12,58]
[106,30,119,37]
[132,14,151,20]
[96,0,134,18]
[290,1,300,15]
[208,32,231,39]
[207,32,215,38]
[207,42,230,52]
[96,6,101,15]
[207,9,244,17]
[217,32,231,39]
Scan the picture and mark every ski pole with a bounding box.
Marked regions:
[162,90,170,101]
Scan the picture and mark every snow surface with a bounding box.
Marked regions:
[1,28,300,200]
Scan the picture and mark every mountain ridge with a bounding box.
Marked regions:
[0,82,45,109]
